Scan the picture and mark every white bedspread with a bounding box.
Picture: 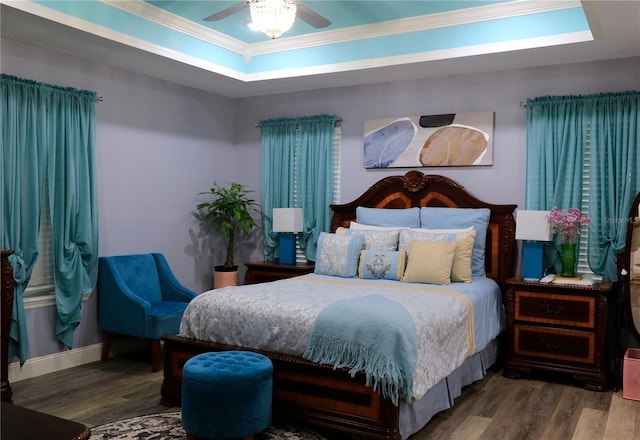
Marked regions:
[180,274,500,401]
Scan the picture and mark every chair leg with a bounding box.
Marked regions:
[151,339,161,372]
[101,332,111,362]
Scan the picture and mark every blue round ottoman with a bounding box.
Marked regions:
[181,351,273,440]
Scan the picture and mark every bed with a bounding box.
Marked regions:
[160,171,516,439]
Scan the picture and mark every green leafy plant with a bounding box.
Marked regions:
[197,182,261,268]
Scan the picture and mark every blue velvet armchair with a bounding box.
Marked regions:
[98,253,197,371]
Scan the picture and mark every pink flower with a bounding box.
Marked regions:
[546,207,591,243]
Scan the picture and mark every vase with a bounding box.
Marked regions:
[560,243,577,277]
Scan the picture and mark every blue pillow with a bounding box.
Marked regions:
[356,206,420,228]
[359,250,406,280]
[419,207,491,277]
[314,232,365,278]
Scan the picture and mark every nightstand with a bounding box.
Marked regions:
[503,277,614,391]
[244,261,315,285]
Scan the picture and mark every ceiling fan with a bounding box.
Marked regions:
[203,1,332,30]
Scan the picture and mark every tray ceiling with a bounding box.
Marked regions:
[2,1,639,98]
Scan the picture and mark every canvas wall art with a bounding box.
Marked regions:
[363,112,494,168]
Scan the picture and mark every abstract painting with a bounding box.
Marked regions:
[363,112,494,168]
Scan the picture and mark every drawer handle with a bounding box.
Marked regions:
[540,337,567,350]
[540,303,567,315]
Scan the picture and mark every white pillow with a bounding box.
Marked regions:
[349,221,406,232]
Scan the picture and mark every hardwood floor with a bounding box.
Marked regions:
[9,350,640,439]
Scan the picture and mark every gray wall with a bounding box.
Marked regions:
[2,34,639,361]
[2,38,237,358]
[236,57,640,208]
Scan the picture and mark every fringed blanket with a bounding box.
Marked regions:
[303,294,417,405]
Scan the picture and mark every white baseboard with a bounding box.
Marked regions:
[8,343,103,383]
[8,339,147,383]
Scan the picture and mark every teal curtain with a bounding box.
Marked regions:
[1,75,47,364]
[46,86,100,348]
[525,91,640,281]
[296,115,337,260]
[260,118,297,261]
[1,74,99,362]
[260,114,337,261]
[525,96,587,273]
[586,92,640,281]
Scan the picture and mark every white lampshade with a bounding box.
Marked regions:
[515,210,552,241]
[272,208,304,233]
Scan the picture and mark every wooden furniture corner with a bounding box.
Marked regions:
[1,250,15,403]
[244,261,315,285]
[503,277,614,390]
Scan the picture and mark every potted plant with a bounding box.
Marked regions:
[197,182,261,288]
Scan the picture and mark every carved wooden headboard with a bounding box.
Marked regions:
[330,171,517,292]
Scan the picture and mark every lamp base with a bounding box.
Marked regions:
[279,233,296,265]
[522,241,545,280]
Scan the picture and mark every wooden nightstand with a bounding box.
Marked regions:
[503,277,614,391]
[244,261,315,285]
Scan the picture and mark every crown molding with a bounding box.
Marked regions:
[246,0,583,56]
[101,0,250,56]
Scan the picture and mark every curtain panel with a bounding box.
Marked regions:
[259,114,338,262]
[525,91,640,281]
[1,74,99,363]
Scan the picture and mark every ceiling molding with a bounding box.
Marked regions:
[244,30,594,82]
[101,0,249,56]
[99,0,585,59]
[2,0,249,80]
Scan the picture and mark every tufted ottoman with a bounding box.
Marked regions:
[181,351,273,440]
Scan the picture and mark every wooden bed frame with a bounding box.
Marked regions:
[161,171,516,439]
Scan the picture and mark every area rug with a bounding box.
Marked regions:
[89,411,329,440]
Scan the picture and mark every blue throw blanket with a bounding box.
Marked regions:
[302,294,417,405]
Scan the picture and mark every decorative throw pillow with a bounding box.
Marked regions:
[348,221,405,232]
[451,229,476,283]
[398,227,473,254]
[420,207,491,277]
[402,240,456,285]
[356,206,421,228]
[338,228,399,251]
[358,250,406,280]
[351,230,399,251]
[314,232,365,278]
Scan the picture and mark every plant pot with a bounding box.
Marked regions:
[213,265,238,289]
[560,243,577,277]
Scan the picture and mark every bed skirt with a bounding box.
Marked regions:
[399,338,499,438]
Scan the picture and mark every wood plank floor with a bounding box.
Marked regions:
[9,351,640,439]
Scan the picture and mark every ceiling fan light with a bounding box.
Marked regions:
[249,0,297,39]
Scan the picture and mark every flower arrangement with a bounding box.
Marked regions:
[546,207,591,243]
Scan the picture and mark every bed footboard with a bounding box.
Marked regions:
[161,335,401,439]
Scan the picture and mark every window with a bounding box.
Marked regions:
[25,188,56,306]
[576,124,593,276]
[294,124,341,262]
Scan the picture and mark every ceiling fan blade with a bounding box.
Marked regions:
[203,2,248,22]
[296,2,331,28]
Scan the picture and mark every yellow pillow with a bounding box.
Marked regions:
[402,240,456,285]
[451,229,476,283]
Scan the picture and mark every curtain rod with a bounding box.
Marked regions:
[255,117,342,128]
[519,101,526,108]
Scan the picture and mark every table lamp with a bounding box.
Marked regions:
[272,208,304,265]
[516,210,552,281]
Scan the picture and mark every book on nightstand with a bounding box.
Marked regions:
[551,274,595,286]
